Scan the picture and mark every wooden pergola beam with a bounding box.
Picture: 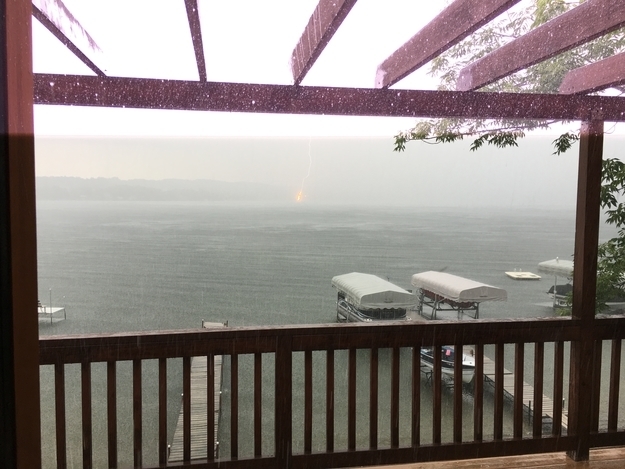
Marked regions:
[457,0,625,91]
[183,0,207,82]
[375,0,521,89]
[291,0,358,86]
[559,52,625,94]
[32,0,105,76]
[33,73,625,121]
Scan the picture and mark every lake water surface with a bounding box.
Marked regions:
[38,201,618,467]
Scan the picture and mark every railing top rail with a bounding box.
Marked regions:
[36,316,601,365]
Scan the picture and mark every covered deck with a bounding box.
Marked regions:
[3,0,625,468]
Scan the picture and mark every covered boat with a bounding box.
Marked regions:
[420,346,475,384]
[331,272,417,322]
[411,271,507,319]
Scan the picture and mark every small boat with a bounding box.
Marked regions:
[420,345,475,383]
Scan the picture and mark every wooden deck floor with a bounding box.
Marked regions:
[368,447,625,468]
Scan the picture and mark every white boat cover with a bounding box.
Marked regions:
[538,258,574,278]
[332,272,417,309]
[411,271,507,303]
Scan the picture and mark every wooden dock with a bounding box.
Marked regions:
[168,322,225,463]
[481,355,568,430]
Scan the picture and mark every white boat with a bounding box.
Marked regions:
[420,345,475,383]
[332,272,416,323]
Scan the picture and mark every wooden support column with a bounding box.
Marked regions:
[0,0,40,467]
[567,119,604,462]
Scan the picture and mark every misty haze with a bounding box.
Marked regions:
[34,135,603,208]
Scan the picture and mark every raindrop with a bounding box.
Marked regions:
[251,100,256,105]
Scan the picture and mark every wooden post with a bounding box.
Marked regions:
[0,0,40,468]
[567,119,604,462]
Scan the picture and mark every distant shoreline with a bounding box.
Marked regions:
[36,176,292,202]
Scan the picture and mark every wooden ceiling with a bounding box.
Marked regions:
[32,0,625,121]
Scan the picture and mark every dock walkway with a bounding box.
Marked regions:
[168,322,225,463]
[481,355,568,430]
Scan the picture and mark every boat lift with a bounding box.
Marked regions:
[538,258,574,309]
[411,271,507,320]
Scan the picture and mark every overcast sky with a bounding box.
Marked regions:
[31,0,625,208]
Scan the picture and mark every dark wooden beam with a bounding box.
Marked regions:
[32,0,105,77]
[1,0,41,467]
[567,119,604,462]
[291,0,358,85]
[375,0,521,89]
[183,0,207,82]
[457,0,625,91]
[560,52,625,94]
[33,73,625,121]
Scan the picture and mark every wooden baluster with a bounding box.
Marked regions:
[183,356,191,461]
[533,342,544,438]
[107,361,117,468]
[231,354,239,459]
[158,358,167,466]
[608,339,621,432]
[453,342,462,444]
[590,340,603,433]
[275,336,293,468]
[254,353,261,458]
[494,343,504,440]
[391,347,400,448]
[326,349,334,453]
[370,348,378,450]
[552,341,564,436]
[207,354,216,461]
[348,348,356,451]
[81,361,92,469]
[412,346,421,447]
[513,343,524,439]
[54,363,67,469]
[133,359,142,468]
[304,350,313,454]
[473,344,483,442]
[433,345,442,445]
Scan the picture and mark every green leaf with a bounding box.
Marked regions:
[551,132,579,155]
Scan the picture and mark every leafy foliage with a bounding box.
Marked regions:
[392,0,625,314]
[393,0,625,153]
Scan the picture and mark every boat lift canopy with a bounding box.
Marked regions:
[538,258,574,278]
[331,272,417,310]
[411,271,507,319]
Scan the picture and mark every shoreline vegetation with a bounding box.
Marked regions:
[36,176,291,202]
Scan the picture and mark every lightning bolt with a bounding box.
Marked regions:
[296,139,312,202]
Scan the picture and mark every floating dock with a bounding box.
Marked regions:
[168,322,225,463]
[37,306,66,324]
[505,271,541,280]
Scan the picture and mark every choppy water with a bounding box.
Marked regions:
[37,201,615,467]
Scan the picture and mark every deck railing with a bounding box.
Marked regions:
[39,316,625,469]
